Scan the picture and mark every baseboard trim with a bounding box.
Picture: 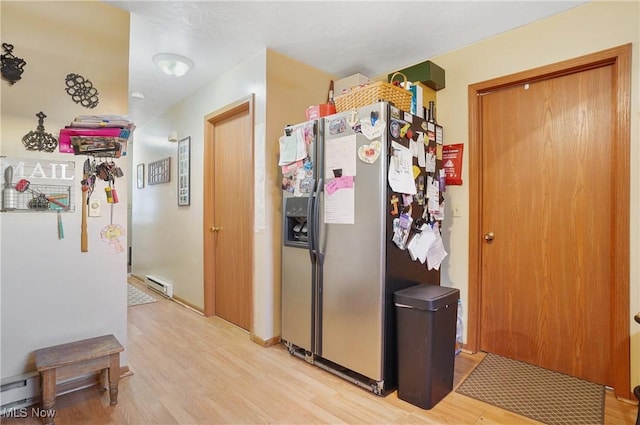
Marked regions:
[128,275,145,285]
[250,334,280,347]
[172,296,204,315]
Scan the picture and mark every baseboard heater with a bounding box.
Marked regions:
[1,372,40,413]
[1,370,118,416]
[145,274,174,298]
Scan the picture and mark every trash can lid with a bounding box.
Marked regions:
[394,284,460,311]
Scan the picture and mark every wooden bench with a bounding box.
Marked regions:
[34,334,124,425]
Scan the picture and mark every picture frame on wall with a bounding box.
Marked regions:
[177,136,191,206]
[136,163,145,189]
[148,157,170,185]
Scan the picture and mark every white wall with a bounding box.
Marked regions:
[430,1,639,388]
[0,2,130,378]
[131,50,267,319]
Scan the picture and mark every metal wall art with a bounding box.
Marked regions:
[65,73,99,109]
[1,43,26,85]
[22,112,58,152]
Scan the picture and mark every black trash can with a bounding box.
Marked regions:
[394,284,460,409]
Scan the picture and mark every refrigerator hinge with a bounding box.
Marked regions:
[283,341,315,365]
[304,351,314,364]
[372,380,385,396]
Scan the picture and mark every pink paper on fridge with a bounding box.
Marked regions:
[325,175,354,196]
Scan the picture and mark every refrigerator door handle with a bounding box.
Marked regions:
[314,178,324,266]
[313,177,324,356]
[307,182,316,263]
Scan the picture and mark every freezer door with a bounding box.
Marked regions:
[281,240,314,351]
[318,103,387,381]
[280,120,320,352]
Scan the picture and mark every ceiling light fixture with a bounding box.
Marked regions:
[130,91,145,99]
[152,53,193,77]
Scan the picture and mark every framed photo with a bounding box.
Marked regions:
[148,157,170,185]
[177,136,191,206]
[136,163,145,189]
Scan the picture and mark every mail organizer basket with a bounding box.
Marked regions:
[334,72,412,112]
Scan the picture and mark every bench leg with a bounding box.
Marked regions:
[99,369,108,392]
[40,369,56,425]
[108,353,120,405]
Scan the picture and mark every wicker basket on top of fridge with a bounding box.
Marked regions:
[334,72,412,112]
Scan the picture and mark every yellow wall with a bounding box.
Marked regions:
[428,0,639,390]
[265,49,335,338]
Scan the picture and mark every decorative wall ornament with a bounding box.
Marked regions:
[65,73,99,109]
[22,112,58,152]
[101,223,125,254]
[1,43,26,85]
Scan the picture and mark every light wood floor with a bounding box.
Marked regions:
[4,281,637,424]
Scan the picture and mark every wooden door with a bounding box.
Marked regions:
[204,97,254,331]
[468,45,630,396]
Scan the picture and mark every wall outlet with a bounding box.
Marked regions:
[88,198,101,217]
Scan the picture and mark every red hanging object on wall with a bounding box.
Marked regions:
[442,143,464,186]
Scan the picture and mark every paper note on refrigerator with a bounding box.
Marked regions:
[325,134,357,177]
[407,224,437,264]
[325,175,354,196]
[426,224,448,270]
[388,142,416,195]
[324,179,355,224]
[425,149,436,173]
[428,178,440,212]
[416,132,426,167]
[278,128,307,166]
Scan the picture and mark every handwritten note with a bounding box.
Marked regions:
[325,134,356,177]
[324,180,355,224]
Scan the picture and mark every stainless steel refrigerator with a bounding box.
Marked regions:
[281,102,442,395]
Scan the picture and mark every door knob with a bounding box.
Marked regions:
[484,232,495,242]
[210,226,222,233]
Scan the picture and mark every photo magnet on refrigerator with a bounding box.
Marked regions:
[390,121,401,139]
[329,117,347,135]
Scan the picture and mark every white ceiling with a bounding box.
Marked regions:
[104,1,588,127]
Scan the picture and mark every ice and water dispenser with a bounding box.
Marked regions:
[283,197,309,247]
